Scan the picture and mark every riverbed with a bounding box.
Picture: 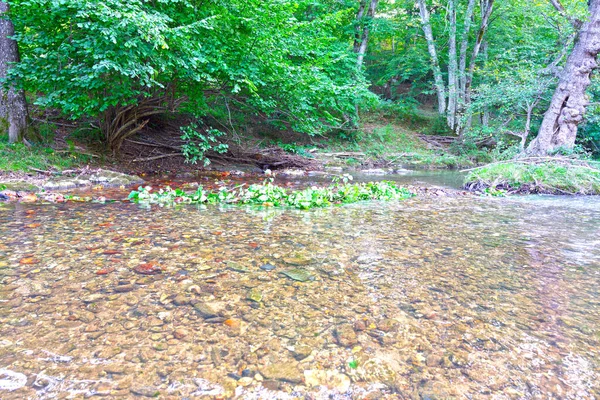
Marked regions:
[0,172,598,399]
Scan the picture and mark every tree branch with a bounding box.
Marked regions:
[548,0,583,28]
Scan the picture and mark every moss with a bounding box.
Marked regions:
[464,160,600,195]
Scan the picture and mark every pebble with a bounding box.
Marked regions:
[259,263,276,271]
[237,377,253,387]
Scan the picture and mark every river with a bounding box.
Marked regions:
[0,171,598,399]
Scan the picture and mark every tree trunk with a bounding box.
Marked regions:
[354,1,366,53]
[0,1,28,144]
[355,0,378,68]
[458,0,476,96]
[417,0,446,115]
[527,0,600,155]
[458,0,494,137]
[447,0,458,130]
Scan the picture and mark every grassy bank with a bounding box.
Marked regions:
[0,135,90,174]
[464,159,600,195]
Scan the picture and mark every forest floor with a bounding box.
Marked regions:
[0,114,477,181]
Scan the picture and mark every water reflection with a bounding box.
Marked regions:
[0,196,598,399]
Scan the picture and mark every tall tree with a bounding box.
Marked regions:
[416,0,446,114]
[354,0,379,68]
[416,0,494,133]
[0,1,28,144]
[447,0,458,130]
[527,0,600,155]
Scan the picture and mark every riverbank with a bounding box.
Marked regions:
[464,157,600,195]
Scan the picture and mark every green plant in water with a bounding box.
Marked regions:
[348,359,358,369]
[128,177,414,209]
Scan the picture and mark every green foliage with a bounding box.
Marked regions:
[348,359,359,369]
[8,0,374,146]
[362,99,427,127]
[180,124,228,166]
[128,178,414,209]
[465,161,600,195]
[273,142,315,158]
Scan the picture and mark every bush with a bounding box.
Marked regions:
[180,124,228,166]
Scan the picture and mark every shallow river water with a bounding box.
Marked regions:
[0,183,599,399]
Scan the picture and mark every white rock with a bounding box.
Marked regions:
[0,369,27,391]
[304,369,351,393]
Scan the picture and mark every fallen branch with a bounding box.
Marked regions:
[132,153,183,162]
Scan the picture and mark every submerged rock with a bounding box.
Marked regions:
[130,386,160,397]
[226,261,250,273]
[134,262,162,275]
[334,324,358,347]
[361,168,388,175]
[304,369,351,392]
[259,363,303,384]
[259,263,276,271]
[280,268,313,282]
[247,288,263,303]
[0,369,27,391]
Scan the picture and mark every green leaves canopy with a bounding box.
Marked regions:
[9,0,374,137]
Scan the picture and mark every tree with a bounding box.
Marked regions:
[0,1,28,144]
[416,0,446,115]
[354,0,379,68]
[9,0,374,152]
[527,0,600,155]
[415,0,494,133]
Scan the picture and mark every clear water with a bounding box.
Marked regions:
[0,189,598,398]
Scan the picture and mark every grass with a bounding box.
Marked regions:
[464,159,600,195]
[0,134,88,173]
[320,123,481,169]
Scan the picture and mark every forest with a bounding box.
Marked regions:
[1,0,600,192]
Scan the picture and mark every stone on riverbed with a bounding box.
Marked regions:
[42,169,143,191]
[130,385,160,397]
[361,168,388,175]
[259,363,304,383]
[334,324,358,347]
[280,268,313,282]
[304,369,351,392]
[193,301,226,319]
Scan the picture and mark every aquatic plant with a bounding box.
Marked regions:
[128,179,414,209]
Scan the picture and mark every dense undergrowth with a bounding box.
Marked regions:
[464,159,600,195]
[128,178,414,209]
